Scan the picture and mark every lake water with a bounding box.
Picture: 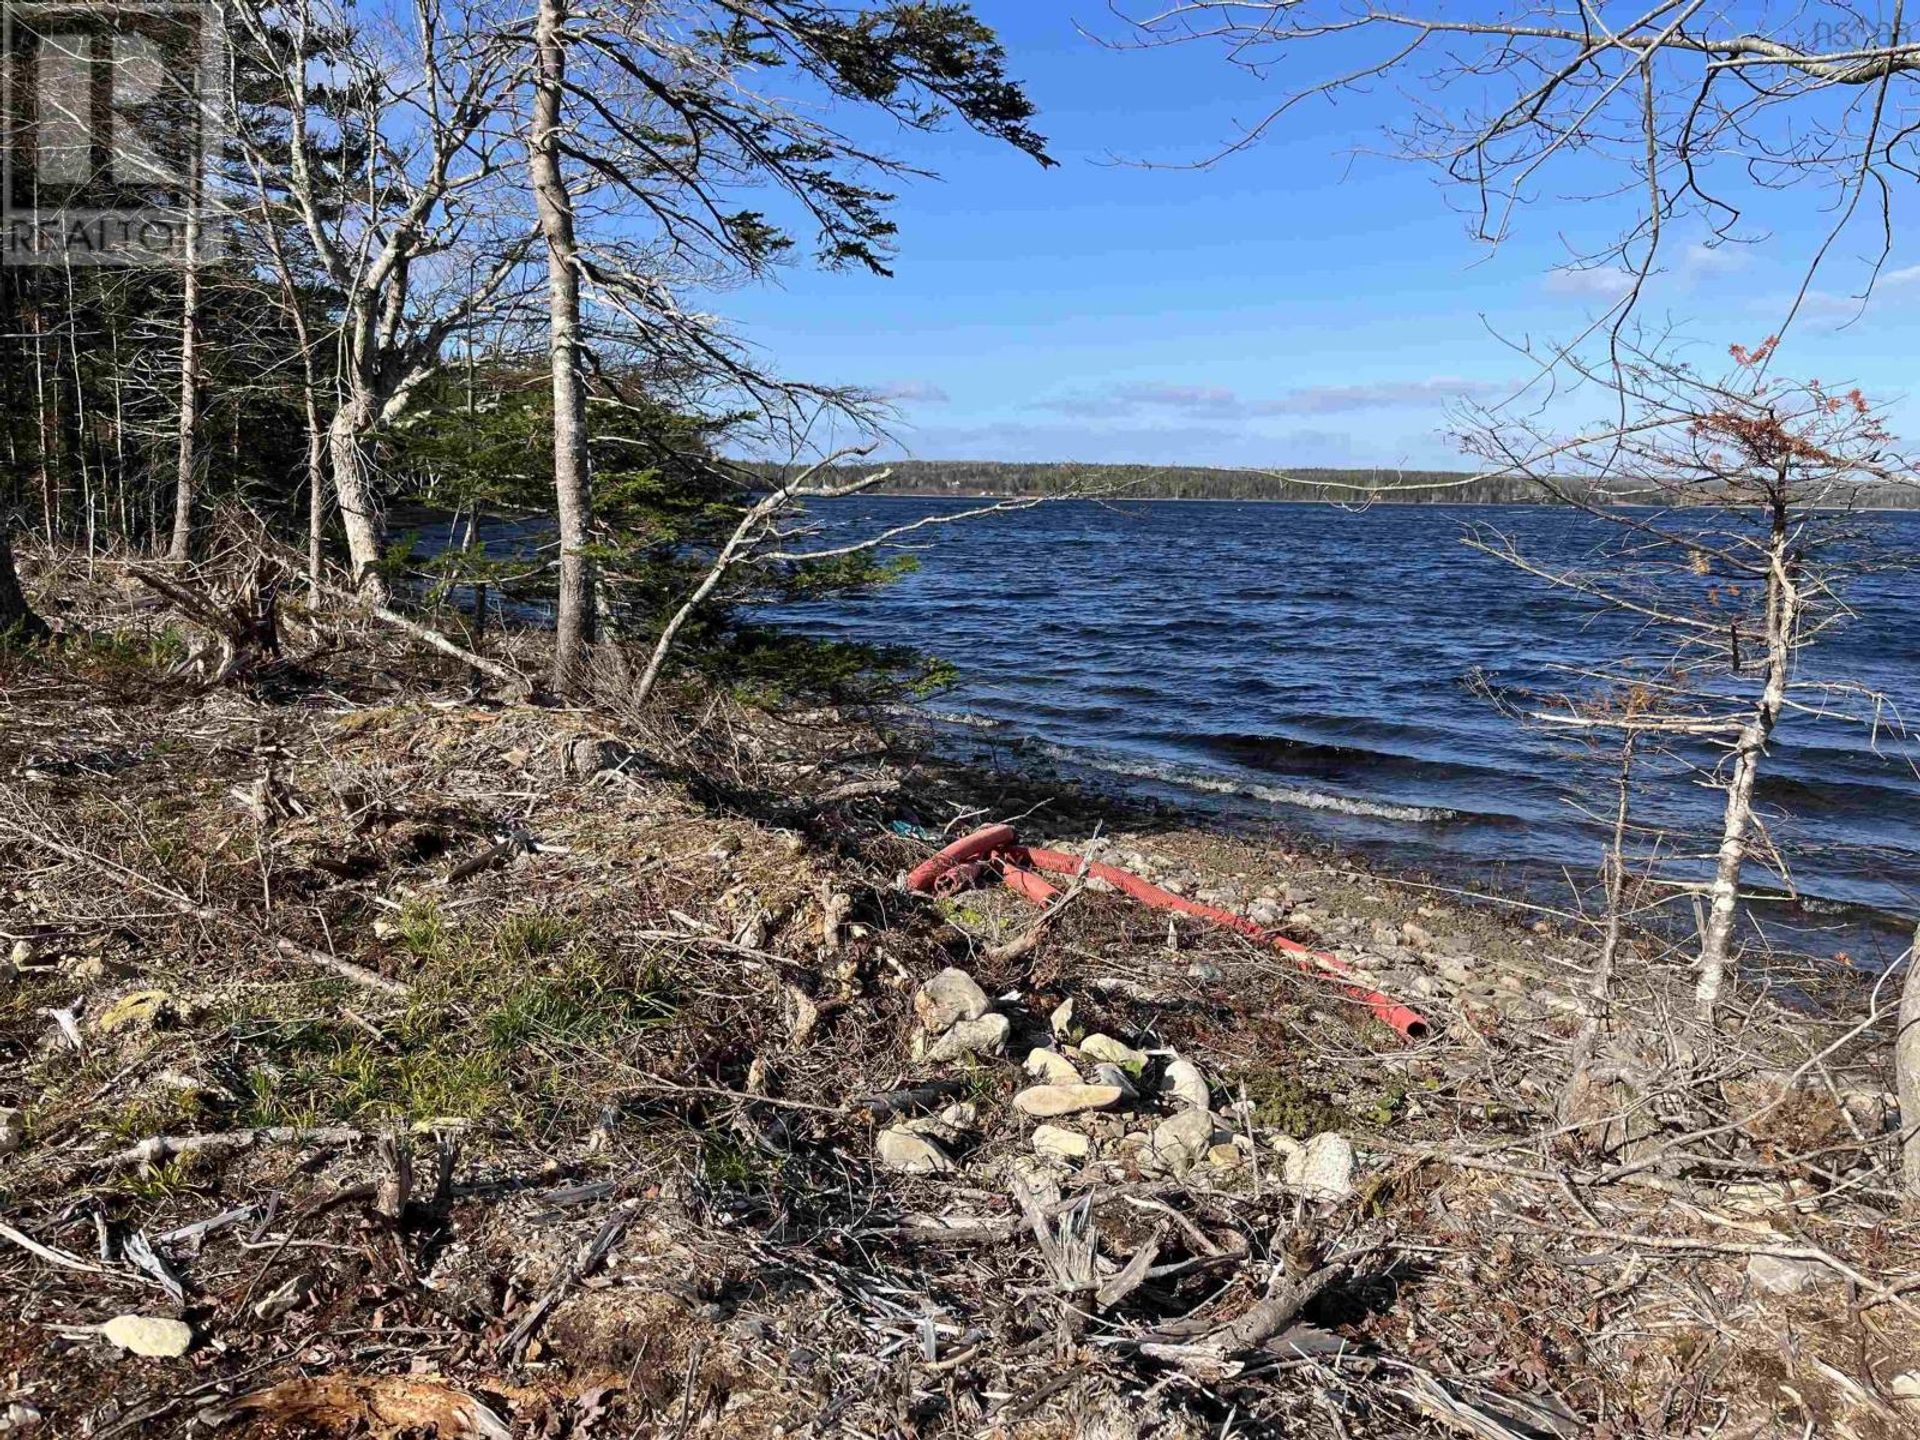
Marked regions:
[768,497,1920,963]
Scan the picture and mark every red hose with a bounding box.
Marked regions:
[908,826,1430,1042]
[905,823,1019,896]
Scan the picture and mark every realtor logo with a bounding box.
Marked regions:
[1,0,224,264]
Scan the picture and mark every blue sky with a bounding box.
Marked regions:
[706,3,1920,470]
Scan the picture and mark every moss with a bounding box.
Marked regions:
[1237,1068,1344,1137]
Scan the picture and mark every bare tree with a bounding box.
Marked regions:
[1460,337,1917,1021]
[1118,2,1920,337]
[227,0,538,600]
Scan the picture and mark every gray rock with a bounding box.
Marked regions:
[1145,1109,1219,1177]
[1079,1034,1148,1073]
[1186,961,1224,983]
[876,1127,954,1176]
[914,968,990,1034]
[919,1012,1009,1064]
[1286,1132,1355,1201]
[1748,1253,1835,1295]
[1031,1124,1093,1161]
[1024,1047,1081,1085]
[1162,1058,1211,1112]
[561,737,640,778]
[1401,921,1435,951]
[1013,1083,1126,1118]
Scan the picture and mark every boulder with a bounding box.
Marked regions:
[919,1012,1009,1065]
[1013,1084,1126,1118]
[914,969,990,1034]
[1162,1058,1211,1112]
[876,1127,954,1176]
[1024,1048,1081,1085]
[1031,1125,1093,1161]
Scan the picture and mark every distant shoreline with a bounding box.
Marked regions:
[867,487,1920,512]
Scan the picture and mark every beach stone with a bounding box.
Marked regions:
[1286,1132,1355,1201]
[9,939,31,967]
[1162,1058,1211,1112]
[1247,900,1285,928]
[1049,998,1075,1039]
[1031,1124,1093,1161]
[1206,1143,1243,1171]
[919,1012,1008,1064]
[1401,921,1435,951]
[1024,1047,1081,1085]
[914,968,989,1034]
[1079,1034,1148,1073]
[876,1127,954,1176]
[1145,1109,1219,1177]
[1747,1254,1834,1295]
[1186,961,1224,983]
[1013,1084,1125,1118]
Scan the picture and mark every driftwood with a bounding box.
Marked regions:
[133,559,283,686]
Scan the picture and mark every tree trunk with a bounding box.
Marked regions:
[1898,924,1920,1200]
[328,396,389,604]
[1695,504,1797,1021]
[0,529,48,642]
[168,179,203,562]
[528,0,593,694]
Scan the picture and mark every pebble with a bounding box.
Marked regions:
[1186,961,1224,983]
[1031,1124,1093,1161]
[1013,1084,1125,1118]
[1206,1143,1243,1170]
[913,969,990,1034]
[876,1127,954,1175]
[1401,921,1435,951]
[919,1012,1009,1064]
[1162,1058,1211,1112]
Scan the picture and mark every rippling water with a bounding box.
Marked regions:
[768,497,1920,962]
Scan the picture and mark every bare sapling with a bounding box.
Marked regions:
[1460,336,1917,1025]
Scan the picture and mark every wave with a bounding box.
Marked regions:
[1053,746,1466,824]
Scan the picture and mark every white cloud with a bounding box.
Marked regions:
[1542,265,1639,300]
[1033,377,1510,419]
[873,380,950,404]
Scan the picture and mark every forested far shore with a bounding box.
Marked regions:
[800,459,1920,507]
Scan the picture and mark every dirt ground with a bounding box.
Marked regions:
[4,572,1919,1438]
